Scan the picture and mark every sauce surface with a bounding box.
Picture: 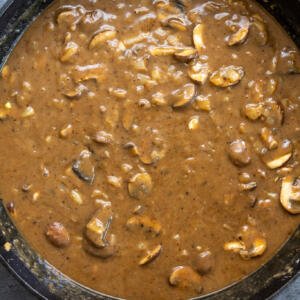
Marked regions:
[0,0,299,299]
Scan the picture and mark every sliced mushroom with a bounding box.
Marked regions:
[238,182,257,191]
[280,176,300,214]
[227,25,249,46]
[45,222,70,248]
[194,250,214,275]
[93,131,114,144]
[192,95,211,111]
[174,48,198,63]
[188,61,209,84]
[62,84,87,99]
[60,42,79,62]
[128,173,153,199]
[228,139,251,167]
[188,115,200,130]
[193,24,205,51]
[239,237,267,259]
[72,150,95,184]
[262,139,293,169]
[166,16,189,31]
[89,29,117,49]
[83,234,117,258]
[72,64,106,83]
[172,83,197,108]
[85,204,113,248]
[260,127,278,150]
[126,215,162,236]
[169,266,202,292]
[210,66,244,87]
[261,101,284,127]
[223,241,246,252]
[149,46,179,56]
[124,142,140,156]
[243,103,263,121]
[139,244,162,265]
[251,15,268,46]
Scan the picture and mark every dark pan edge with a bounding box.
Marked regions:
[0,0,299,299]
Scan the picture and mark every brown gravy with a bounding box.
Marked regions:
[0,0,299,299]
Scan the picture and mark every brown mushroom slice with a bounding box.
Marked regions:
[243,103,263,121]
[238,182,257,191]
[85,204,113,248]
[227,25,249,46]
[210,66,244,87]
[124,142,140,156]
[251,15,268,46]
[83,234,117,258]
[262,139,293,169]
[45,222,70,248]
[72,64,106,83]
[60,42,79,62]
[72,150,95,184]
[169,266,202,293]
[261,101,284,127]
[193,24,205,51]
[89,29,117,49]
[174,48,198,63]
[280,176,300,214]
[188,61,209,84]
[194,250,214,275]
[172,83,197,108]
[126,215,162,236]
[149,46,179,56]
[224,241,246,253]
[239,237,267,259]
[62,84,87,99]
[93,130,114,144]
[128,173,153,199]
[260,127,278,150]
[166,16,189,31]
[139,244,162,266]
[228,139,251,167]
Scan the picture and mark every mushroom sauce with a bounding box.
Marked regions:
[0,0,299,299]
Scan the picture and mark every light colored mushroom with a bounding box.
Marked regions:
[139,244,162,265]
[280,176,300,214]
[210,66,244,87]
[227,25,249,46]
[62,84,87,99]
[60,42,79,62]
[126,215,162,236]
[239,237,267,259]
[262,139,293,169]
[193,24,205,51]
[85,205,113,248]
[169,266,202,292]
[128,173,153,199]
[260,127,278,150]
[172,83,197,108]
[149,46,179,56]
[243,103,263,120]
[89,29,117,49]
[188,115,200,130]
[251,15,268,46]
[93,131,114,144]
[174,48,198,63]
[228,139,251,167]
[188,61,209,84]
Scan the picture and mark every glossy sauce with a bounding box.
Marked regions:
[0,0,299,299]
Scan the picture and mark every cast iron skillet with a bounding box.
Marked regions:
[0,0,299,299]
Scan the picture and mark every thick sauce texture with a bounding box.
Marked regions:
[0,0,300,299]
